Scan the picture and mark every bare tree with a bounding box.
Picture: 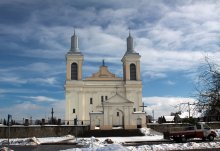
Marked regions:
[195,58,220,121]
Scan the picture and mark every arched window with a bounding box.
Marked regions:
[130,63,136,80]
[71,63,78,80]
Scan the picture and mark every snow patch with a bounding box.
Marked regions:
[0,147,14,151]
[60,144,128,151]
[132,142,220,150]
[140,127,162,136]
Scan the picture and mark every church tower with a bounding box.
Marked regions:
[121,32,141,81]
[66,30,84,81]
[65,30,84,124]
[121,32,142,111]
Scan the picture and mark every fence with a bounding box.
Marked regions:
[0,125,90,138]
[0,118,90,126]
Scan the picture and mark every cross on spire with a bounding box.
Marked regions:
[128,27,131,36]
[73,26,76,35]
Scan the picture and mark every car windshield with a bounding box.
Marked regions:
[203,124,210,130]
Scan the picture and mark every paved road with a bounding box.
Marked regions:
[1,145,81,151]
[2,145,220,151]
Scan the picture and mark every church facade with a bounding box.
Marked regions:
[65,31,146,130]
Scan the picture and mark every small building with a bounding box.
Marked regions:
[90,93,145,130]
[164,116,175,123]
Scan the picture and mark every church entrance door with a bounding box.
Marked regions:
[137,118,142,128]
[112,109,124,128]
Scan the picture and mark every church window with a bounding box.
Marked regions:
[133,108,136,112]
[117,112,119,116]
[71,63,78,80]
[101,96,104,102]
[73,108,75,113]
[105,96,108,100]
[130,63,136,80]
[90,98,93,104]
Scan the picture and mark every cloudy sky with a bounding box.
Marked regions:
[0,0,220,121]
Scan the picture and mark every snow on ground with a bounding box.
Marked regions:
[127,142,220,151]
[60,142,220,151]
[0,137,40,145]
[1,128,220,150]
[140,127,163,136]
[0,135,75,146]
[94,128,163,144]
[37,134,75,144]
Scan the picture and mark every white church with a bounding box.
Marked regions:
[64,31,146,130]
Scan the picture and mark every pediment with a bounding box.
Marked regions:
[85,66,122,81]
[104,94,133,104]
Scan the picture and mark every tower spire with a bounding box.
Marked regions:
[126,29,135,53]
[70,28,80,53]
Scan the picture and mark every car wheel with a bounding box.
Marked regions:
[173,137,180,143]
[208,135,214,141]
[181,137,187,143]
[202,137,206,141]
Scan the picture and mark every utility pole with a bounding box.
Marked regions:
[30,116,32,125]
[188,102,190,118]
[7,114,12,145]
[51,108,54,124]
[152,110,154,122]
[174,102,194,118]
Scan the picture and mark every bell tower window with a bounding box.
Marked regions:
[71,63,78,80]
[130,63,136,80]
